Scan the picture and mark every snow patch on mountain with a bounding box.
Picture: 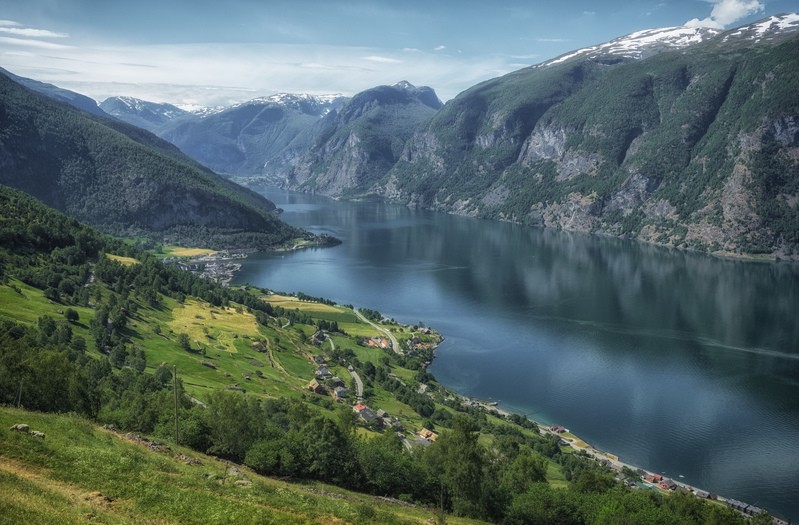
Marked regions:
[175,104,226,116]
[542,26,720,67]
[722,13,799,42]
[228,93,343,110]
[100,96,189,124]
[154,93,345,118]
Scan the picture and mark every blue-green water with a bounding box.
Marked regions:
[235,188,799,520]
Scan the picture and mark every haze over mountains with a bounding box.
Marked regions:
[4,14,798,259]
[100,93,348,179]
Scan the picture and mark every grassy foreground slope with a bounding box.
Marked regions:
[0,408,482,525]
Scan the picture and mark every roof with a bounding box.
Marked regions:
[419,428,439,442]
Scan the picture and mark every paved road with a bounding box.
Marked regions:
[324,332,362,402]
[353,308,401,355]
[348,365,364,403]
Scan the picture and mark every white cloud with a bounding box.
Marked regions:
[684,0,764,29]
[0,27,68,38]
[362,55,403,64]
[0,39,520,104]
[583,11,596,16]
[0,20,21,27]
[0,36,71,49]
[4,50,35,57]
[536,38,568,43]
[434,45,446,51]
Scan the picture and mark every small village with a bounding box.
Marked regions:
[165,250,251,286]
[304,327,444,450]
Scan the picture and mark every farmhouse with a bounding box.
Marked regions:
[334,386,349,400]
[307,379,326,394]
[418,428,438,443]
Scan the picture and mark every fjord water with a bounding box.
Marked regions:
[236,188,799,520]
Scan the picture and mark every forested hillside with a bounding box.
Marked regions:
[384,22,799,259]
[0,72,305,250]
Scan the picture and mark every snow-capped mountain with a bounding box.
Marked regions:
[542,14,799,68]
[100,96,190,132]
[542,26,721,67]
[149,93,348,179]
[99,92,349,179]
[722,12,799,42]
[330,14,799,259]
[223,93,346,117]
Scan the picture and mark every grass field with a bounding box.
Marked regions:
[162,246,218,257]
[169,299,260,354]
[0,280,96,345]
[0,407,487,525]
[106,254,138,266]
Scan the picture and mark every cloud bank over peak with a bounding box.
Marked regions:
[684,0,764,29]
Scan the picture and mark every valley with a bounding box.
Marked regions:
[99,15,799,261]
[1,8,798,524]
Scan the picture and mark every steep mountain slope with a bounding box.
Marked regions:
[0,71,305,249]
[0,66,109,118]
[379,14,799,259]
[286,81,443,197]
[103,93,346,181]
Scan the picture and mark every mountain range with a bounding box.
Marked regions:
[286,81,442,197]
[100,92,347,180]
[7,14,798,259]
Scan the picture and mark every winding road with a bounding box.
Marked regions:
[353,308,402,355]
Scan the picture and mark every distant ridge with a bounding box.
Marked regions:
[0,66,108,117]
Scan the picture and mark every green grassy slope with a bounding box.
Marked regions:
[0,407,485,525]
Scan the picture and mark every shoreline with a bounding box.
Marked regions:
[165,234,340,285]
[457,394,789,523]
[162,236,791,522]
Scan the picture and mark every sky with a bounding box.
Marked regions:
[0,0,795,108]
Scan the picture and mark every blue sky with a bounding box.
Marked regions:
[0,0,794,107]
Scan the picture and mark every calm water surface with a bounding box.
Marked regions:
[235,188,799,520]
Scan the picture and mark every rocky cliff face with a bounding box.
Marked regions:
[379,15,799,259]
[286,82,442,198]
